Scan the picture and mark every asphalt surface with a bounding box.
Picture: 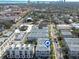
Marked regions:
[50,24,64,59]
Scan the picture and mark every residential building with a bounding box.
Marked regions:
[60,30,73,38]
[57,24,72,30]
[36,44,50,59]
[37,38,50,45]
[6,44,34,59]
[27,26,49,41]
[64,38,79,59]
[15,32,25,41]
[71,23,79,29]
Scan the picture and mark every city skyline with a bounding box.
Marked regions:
[0,0,79,2]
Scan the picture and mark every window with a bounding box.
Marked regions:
[25,51,27,55]
[7,51,10,55]
[19,51,22,55]
[12,51,15,55]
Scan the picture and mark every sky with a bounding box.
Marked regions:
[0,0,79,2]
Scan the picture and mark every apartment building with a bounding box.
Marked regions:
[6,44,34,59]
[36,44,50,59]
[64,38,79,59]
[27,26,49,41]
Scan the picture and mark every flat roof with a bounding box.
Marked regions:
[36,45,50,51]
[8,44,34,51]
[31,26,48,33]
[61,30,72,36]
[57,24,71,30]
[28,26,49,38]
[37,38,49,44]
[64,38,79,51]
[27,32,48,38]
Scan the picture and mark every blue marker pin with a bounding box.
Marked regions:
[44,40,51,48]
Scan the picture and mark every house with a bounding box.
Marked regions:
[71,23,79,29]
[15,32,25,41]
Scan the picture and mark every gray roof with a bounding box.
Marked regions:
[27,26,49,38]
[31,26,48,33]
[0,16,19,20]
[37,38,49,45]
[64,38,79,51]
[61,30,72,36]
[15,32,25,41]
[36,45,50,51]
[57,24,71,30]
[27,32,48,38]
[8,44,34,51]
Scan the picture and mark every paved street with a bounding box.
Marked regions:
[50,24,64,59]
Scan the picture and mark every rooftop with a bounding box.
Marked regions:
[15,32,25,41]
[8,44,34,51]
[57,24,71,30]
[37,38,50,45]
[36,45,50,51]
[27,32,48,38]
[61,30,72,36]
[64,38,79,52]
